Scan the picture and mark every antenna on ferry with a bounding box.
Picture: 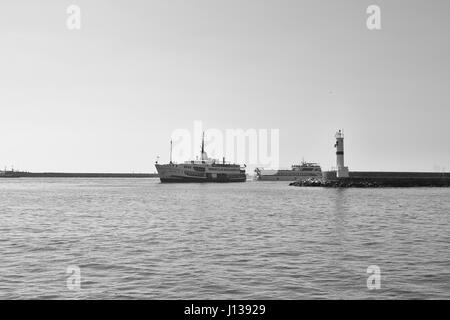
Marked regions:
[169,140,173,164]
[201,132,205,160]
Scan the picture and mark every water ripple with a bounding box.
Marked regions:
[0,179,449,299]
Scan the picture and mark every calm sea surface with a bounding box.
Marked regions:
[0,178,449,299]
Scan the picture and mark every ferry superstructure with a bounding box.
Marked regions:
[155,133,246,183]
[255,161,322,181]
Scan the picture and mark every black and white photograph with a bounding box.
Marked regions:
[0,0,449,310]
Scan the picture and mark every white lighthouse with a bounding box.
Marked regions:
[335,130,349,178]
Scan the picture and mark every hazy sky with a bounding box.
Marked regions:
[1,0,449,172]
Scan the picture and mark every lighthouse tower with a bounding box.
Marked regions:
[335,130,349,178]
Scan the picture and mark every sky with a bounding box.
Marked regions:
[0,0,449,173]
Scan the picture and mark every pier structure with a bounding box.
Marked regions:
[308,130,450,188]
[0,172,158,178]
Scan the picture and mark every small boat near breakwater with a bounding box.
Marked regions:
[0,171,20,178]
[254,161,322,181]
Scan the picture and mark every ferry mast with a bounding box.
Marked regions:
[201,132,207,161]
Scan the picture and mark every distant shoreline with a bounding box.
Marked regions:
[0,172,159,178]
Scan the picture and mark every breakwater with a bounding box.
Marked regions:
[0,172,159,178]
[290,171,450,188]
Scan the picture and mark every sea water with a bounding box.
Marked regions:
[0,178,448,299]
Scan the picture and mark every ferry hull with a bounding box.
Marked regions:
[256,175,318,181]
[155,164,246,183]
[160,176,246,183]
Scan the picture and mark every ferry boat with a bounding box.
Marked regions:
[155,133,247,183]
[0,168,21,178]
[255,161,322,181]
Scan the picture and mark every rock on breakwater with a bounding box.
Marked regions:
[290,175,450,188]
